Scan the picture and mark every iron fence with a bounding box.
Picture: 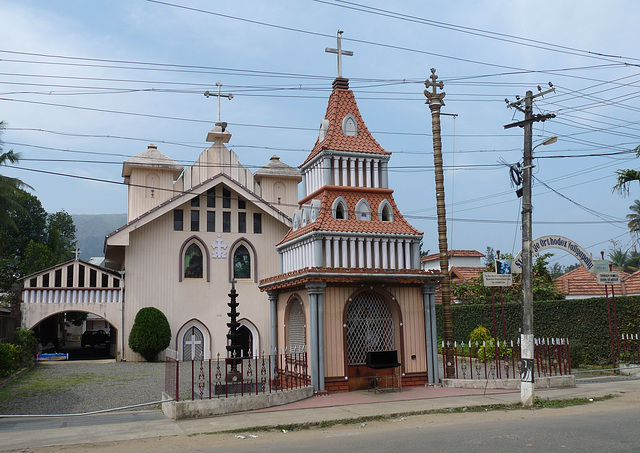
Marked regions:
[621,334,640,365]
[442,338,571,380]
[164,351,309,402]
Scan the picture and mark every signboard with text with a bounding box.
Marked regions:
[483,272,513,287]
[596,272,620,285]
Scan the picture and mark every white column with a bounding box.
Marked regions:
[333,157,340,185]
[365,159,371,188]
[365,238,373,268]
[341,237,348,268]
[349,158,356,187]
[341,157,348,187]
[373,238,381,268]
[373,160,380,188]
[405,241,412,269]
[381,239,389,268]
[389,239,396,269]
[333,237,340,267]
[357,238,364,268]
[357,158,364,187]
[349,237,356,267]
[325,237,332,267]
[397,241,405,269]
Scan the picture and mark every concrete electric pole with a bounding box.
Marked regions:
[504,86,555,406]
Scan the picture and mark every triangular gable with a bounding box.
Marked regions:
[106,172,292,247]
[21,259,122,288]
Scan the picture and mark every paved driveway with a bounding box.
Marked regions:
[0,360,165,416]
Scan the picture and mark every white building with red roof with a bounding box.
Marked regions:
[260,60,442,392]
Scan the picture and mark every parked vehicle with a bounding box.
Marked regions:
[81,330,109,348]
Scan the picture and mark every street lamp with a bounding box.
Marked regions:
[521,134,557,406]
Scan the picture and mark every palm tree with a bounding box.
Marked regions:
[613,145,640,195]
[0,122,32,236]
[627,200,640,243]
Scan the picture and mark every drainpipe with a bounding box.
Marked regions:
[118,270,125,362]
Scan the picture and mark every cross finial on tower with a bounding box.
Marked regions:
[325,29,354,78]
[424,68,446,108]
[204,81,234,122]
[73,247,81,260]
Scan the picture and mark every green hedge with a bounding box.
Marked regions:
[436,295,640,366]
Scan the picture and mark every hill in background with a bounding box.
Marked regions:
[72,214,127,260]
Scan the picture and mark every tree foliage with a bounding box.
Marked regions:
[452,252,566,304]
[0,187,77,297]
[128,307,171,362]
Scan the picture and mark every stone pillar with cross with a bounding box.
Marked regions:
[325,29,353,80]
[424,68,454,378]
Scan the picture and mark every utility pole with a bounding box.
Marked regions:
[424,68,455,379]
[505,86,555,406]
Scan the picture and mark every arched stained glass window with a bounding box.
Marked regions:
[184,243,203,279]
[233,245,251,279]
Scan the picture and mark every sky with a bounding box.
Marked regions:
[1,0,640,268]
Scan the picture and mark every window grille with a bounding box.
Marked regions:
[346,292,394,365]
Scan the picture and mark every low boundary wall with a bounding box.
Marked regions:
[162,385,314,420]
[441,375,575,390]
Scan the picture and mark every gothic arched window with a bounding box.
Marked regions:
[184,243,203,279]
[233,245,251,280]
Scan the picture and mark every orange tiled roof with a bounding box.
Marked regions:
[450,266,486,282]
[421,250,485,262]
[277,186,421,245]
[259,266,442,291]
[554,266,628,296]
[622,269,640,294]
[301,86,390,167]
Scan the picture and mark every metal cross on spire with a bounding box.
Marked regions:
[325,29,353,78]
[204,81,234,122]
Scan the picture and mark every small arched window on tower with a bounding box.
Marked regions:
[355,198,371,221]
[342,114,358,136]
[184,243,203,279]
[379,200,394,222]
[332,197,348,220]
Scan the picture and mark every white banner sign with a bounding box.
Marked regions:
[596,272,620,285]
[483,272,513,287]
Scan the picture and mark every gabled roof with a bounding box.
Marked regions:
[277,186,421,245]
[106,172,292,248]
[301,81,390,167]
[450,266,486,282]
[21,259,121,282]
[421,250,485,263]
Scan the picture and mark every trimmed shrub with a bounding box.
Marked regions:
[128,307,171,362]
[0,343,20,377]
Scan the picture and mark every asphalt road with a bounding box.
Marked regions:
[5,389,640,453]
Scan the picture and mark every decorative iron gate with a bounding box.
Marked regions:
[346,292,394,364]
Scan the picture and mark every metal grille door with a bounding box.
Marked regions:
[288,300,306,352]
[347,292,394,364]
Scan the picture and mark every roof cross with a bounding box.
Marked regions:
[204,81,234,122]
[325,30,353,78]
[73,247,81,260]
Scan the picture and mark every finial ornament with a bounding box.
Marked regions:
[204,81,233,122]
[325,29,354,78]
[424,68,446,107]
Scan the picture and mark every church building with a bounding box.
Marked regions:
[104,117,301,361]
[259,66,442,390]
